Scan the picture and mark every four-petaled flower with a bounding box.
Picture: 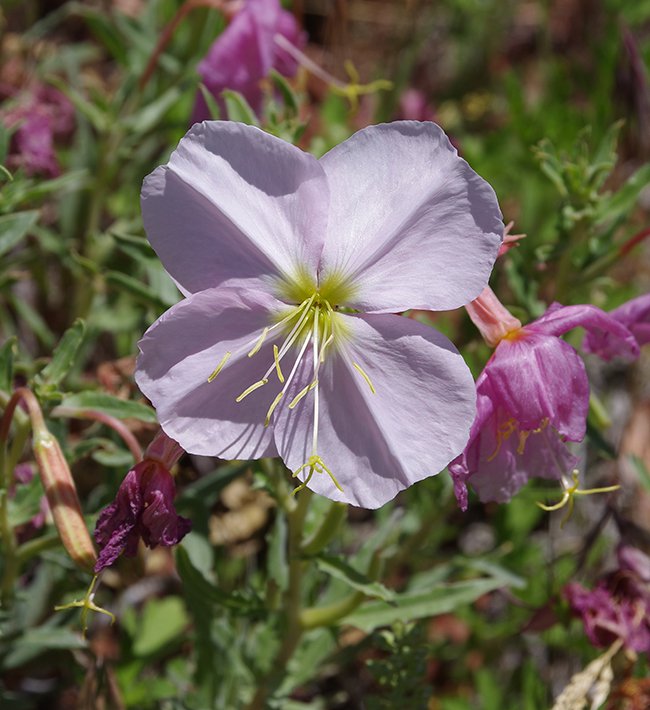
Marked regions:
[94,432,191,572]
[450,288,639,509]
[136,120,503,508]
[192,0,307,122]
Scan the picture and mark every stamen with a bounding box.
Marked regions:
[516,430,530,455]
[536,470,621,527]
[207,351,231,382]
[248,327,269,357]
[265,391,284,426]
[288,380,318,409]
[487,418,517,462]
[291,454,344,496]
[352,362,376,394]
[273,344,285,383]
[235,378,268,402]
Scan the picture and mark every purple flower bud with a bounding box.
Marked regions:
[94,455,191,573]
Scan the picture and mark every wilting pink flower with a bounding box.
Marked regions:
[94,432,191,572]
[450,290,639,508]
[136,120,503,508]
[192,0,307,122]
[565,545,650,654]
[583,292,650,359]
[1,85,74,177]
[397,89,437,123]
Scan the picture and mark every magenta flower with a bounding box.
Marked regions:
[565,545,650,654]
[450,290,639,508]
[1,85,74,177]
[136,120,503,508]
[583,292,650,360]
[192,0,307,122]
[94,432,191,572]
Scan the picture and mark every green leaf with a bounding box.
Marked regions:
[36,319,85,387]
[267,512,289,593]
[0,336,17,392]
[315,555,395,602]
[0,210,39,258]
[105,270,169,309]
[57,392,157,423]
[345,578,505,633]
[123,85,184,134]
[7,293,55,348]
[268,69,300,116]
[47,76,110,133]
[222,90,259,126]
[1,626,87,670]
[595,162,650,225]
[198,84,222,120]
[132,597,189,657]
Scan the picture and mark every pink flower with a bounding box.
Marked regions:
[450,289,639,509]
[94,432,191,572]
[136,120,503,508]
[1,85,74,177]
[192,0,307,122]
[565,545,650,654]
[583,292,650,360]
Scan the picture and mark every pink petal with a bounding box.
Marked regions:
[485,333,589,441]
[141,121,328,296]
[532,302,639,360]
[274,313,475,508]
[582,294,650,359]
[318,122,502,312]
[135,286,292,459]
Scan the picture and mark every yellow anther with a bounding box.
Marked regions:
[273,344,285,383]
[486,418,518,462]
[288,380,318,409]
[265,391,284,426]
[516,430,531,455]
[536,470,621,527]
[235,378,268,402]
[352,362,376,394]
[54,575,115,639]
[248,327,269,357]
[207,351,231,382]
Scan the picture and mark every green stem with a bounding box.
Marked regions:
[300,551,382,629]
[16,532,61,564]
[0,392,33,608]
[245,484,311,710]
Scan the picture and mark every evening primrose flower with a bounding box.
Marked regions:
[136,120,503,508]
[192,0,306,122]
[450,288,639,508]
[94,432,191,572]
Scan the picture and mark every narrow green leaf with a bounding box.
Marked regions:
[595,163,650,225]
[132,597,189,657]
[0,210,39,258]
[37,319,85,386]
[315,555,395,602]
[198,83,222,120]
[47,76,109,132]
[57,392,157,423]
[123,86,183,134]
[0,336,17,392]
[222,90,259,126]
[268,512,288,592]
[268,69,300,115]
[105,270,168,309]
[7,293,55,348]
[345,578,504,632]
[2,626,87,670]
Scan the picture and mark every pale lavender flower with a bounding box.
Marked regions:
[94,432,191,572]
[565,545,650,654]
[192,0,307,122]
[583,292,650,360]
[450,290,639,508]
[136,120,503,508]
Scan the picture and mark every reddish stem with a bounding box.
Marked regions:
[619,226,650,257]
